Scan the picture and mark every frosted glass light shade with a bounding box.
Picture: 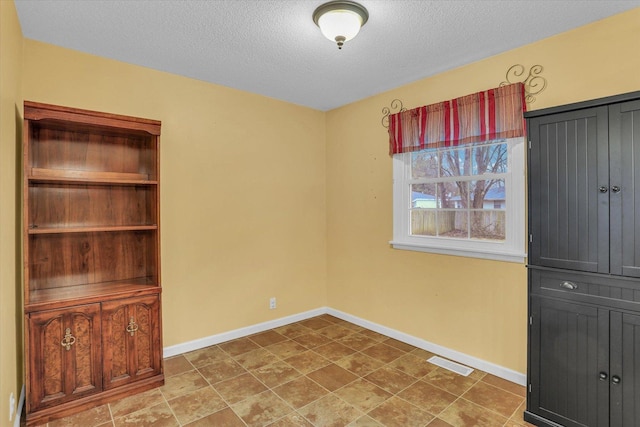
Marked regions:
[313,1,369,49]
[318,10,363,42]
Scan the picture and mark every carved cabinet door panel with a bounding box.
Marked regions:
[102,295,162,390]
[26,304,102,412]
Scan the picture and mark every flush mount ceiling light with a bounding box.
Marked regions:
[312,1,369,50]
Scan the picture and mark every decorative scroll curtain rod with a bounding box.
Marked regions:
[381,99,406,129]
[500,64,547,104]
[381,64,546,129]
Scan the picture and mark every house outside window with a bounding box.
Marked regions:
[391,137,525,263]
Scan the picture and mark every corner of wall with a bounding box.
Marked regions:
[0,0,24,423]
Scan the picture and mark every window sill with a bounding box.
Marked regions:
[389,241,527,264]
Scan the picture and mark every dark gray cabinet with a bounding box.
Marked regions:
[529,98,640,276]
[529,293,640,427]
[526,91,640,427]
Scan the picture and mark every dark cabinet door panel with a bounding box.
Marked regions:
[528,107,609,273]
[610,100,640,277]
[610,311,640,426]
[530,297,609,427]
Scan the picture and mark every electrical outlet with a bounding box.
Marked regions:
[9,392,15,421]
[269,297,276,309]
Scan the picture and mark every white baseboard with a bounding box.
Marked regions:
[163,307,328,358]
[326,308,527,386]
[14,384,25,427]
[163,306,526,386]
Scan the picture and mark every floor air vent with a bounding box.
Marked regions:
[427,356,474,377]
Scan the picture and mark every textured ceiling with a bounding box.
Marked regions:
[14,1,640,111]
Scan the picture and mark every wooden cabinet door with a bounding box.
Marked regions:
[102,295,162,390]
[27,304,102,412]
[528,107,609,273]
[609,311,640,426]
[609,99,640,277]
[529,296,609,427]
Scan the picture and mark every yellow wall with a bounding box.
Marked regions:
[20,40,328,347]
[0,0,23,421]
[326,8,640,373]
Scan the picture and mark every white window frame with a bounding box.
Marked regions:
[390,137,526,263]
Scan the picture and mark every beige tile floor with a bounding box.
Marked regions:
[34,314,535,427]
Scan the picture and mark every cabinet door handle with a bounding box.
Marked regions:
[599,372,608,381]
[612,375,621,385]
[560,281,578,290]
[126,317,139,336]
[61,328,76,351]
[599,186,608,193]
[611,186,621,193]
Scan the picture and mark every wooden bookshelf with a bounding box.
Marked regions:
[23,101,164,426]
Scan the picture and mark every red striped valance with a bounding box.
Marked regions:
[388,82,527,155]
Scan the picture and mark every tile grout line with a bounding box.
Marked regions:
[159,387,182,426]
[189,347,250,426]
[261,325,382,426]
[169,353,203,426]
[458,378,526,423]
[296,340,426,425]
[472,380,527,421]
[448,373,521,424]
[106,401,115,426]
[329,330,435,425]
[259,338,346,427]
[201,334,320,426]
[259,322,339,427]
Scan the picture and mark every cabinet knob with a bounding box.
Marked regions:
[611,186,621,193]
[126,317,139,336]
[612,375,621,385]
[599,186,608,193]
[60,328,76,351]
[599,372,608,381]
[560,281,578,290]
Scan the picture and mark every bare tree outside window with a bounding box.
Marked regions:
[410,142,507,240]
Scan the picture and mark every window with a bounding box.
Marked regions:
[391,137,525,262]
